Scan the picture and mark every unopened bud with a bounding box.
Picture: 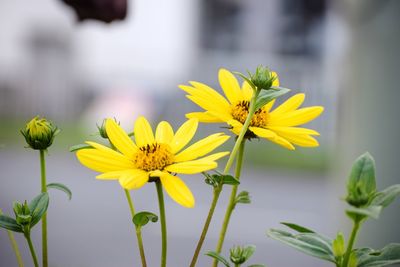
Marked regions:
[332,232,345,257]
[249,65,279,90]
[21,116,59,150]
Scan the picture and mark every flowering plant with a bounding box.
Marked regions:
[1,66,400,267]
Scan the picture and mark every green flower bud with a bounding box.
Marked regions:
[21,116,60,150]
[332,232,346,257]
[348,252,358,267]
[13,201,32,226]
[97,119,108,139]
[346,152,376,207]
[97,118,120,139]
[229,245,256,264]
[249,65,279,90]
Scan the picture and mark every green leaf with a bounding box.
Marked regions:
[219,174,240,186]
[132,212,158,228]
[29,193,49,227]
[346,205,382,220]
[233,71,257,90]
[281,222,315,233]
[47,183,72,200]
[0,215,23,232]
[205,251,231,267]
[69,143,93,152]
[371,184,400,208]
[254,88,290,111]
[356,244,400,267]
[242,245,256,260]
[267,229,335,263]
[235,191,251,204]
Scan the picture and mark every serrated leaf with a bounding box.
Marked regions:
[69,143,93,152]
[267,229,335,263]
[47,183,72,200]
[132,212,158,228]
[281,222,315,233]
[0,215,23,233]
[205,251,230,267]
[371,184,400,208]
[29,193,49,227]
[356,244,400,267]
[235,191,251,204]
[255,88,290,111]
[346,205,382,220]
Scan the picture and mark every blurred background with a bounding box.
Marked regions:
[1,0,399,266]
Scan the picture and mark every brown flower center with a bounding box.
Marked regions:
[133,143,174,172]
[231,101,268,127]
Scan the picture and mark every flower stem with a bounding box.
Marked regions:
[124,189,147,267]
[342,219,361,267]
[212,91,259,267]
[39,149,48,267]
[25,233,39,267]
[0,209,24,267]
[155,180,167,267]
[189,184,223,267]
[213,140,246,267]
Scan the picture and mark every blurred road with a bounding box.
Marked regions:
[0,148,335,267]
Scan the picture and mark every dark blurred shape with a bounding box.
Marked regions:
[61,0,128,23]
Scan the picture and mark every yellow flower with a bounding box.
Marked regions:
[180,68,324,150]
[76,117,229,208]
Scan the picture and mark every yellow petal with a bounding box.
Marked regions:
[96,170,130,180]
[277,133,319,147]
[187,82,231,109]
[174,133,230,162]
[241,81,253,101]
[196,151,229,161]
[118,169,149,190]
[218,68,243,104]
[248,126,276,138]
[159,172,195,208]
[106,119,137,157]
[165,159,217,174]
[249,127,295,150]
[186,112,223,123]
[270,94,305,116]
[272,71,280,87]
[170,119,198,154]
[76,146,133,173]
[186,95,229,116]
[134,116,155,147]
[227,119,243,135]
[269,106,324,127]
[155,121,174,144]
[267,126,320,136]
[263,99,276,113]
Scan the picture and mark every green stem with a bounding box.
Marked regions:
[25,233,39,267]
[155,180,167,267]
[39,149,48,267]
[0,209,24,267]
[213,141,246,267]
[124,190,148,267]
[342,219,361,267]
[189,184,223,267]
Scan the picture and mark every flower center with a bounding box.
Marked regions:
[133,143,174,172]
[231,101,268,127]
